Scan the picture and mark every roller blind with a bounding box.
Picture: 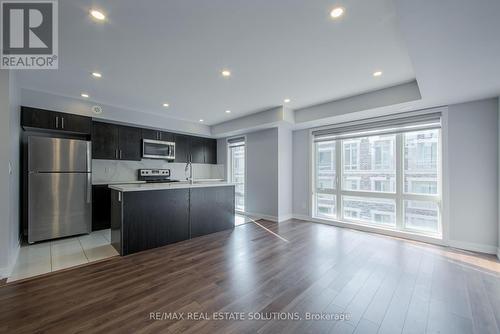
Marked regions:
[313,111,441,142]
[227,136,245,147]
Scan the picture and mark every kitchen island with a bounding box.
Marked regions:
[109,182,235,255]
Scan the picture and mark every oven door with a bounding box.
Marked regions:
[142,139,175,160]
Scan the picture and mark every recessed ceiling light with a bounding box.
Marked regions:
[221,69,231,77]
[92,72,102,78]
[81,93,89,98]
[373,71,383,77]
[330,7,345,19]
[284,98,291,103]
[90,9,106,21]
[162,103,169,108]
[225,110,231,113]
[199,119,204,122]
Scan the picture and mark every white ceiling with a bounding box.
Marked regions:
[16,0,416,125]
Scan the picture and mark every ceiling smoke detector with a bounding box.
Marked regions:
[92,105,103,114]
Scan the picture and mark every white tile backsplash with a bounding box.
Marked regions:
[92,159,225,184]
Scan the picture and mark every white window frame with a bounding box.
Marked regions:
[343,140,360,171]
[311,129,442,239]
[371,138,393,171]
[227,136,246,214]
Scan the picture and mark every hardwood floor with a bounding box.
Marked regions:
[1,219,499,334]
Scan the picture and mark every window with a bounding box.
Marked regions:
[373,139,393,170]
[342,196,396,227]
[343,141,359,171]
[228,138,245,212]
[314,141,336,218]
[342,135,396,193]
[404,130,438,194]
[312,118,442,238]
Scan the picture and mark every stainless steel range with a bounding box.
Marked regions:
[138,169,180,183]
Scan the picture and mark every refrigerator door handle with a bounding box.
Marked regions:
[86,142,92,172]
[86,173,92,204]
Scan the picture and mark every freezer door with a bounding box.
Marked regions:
[29,136,91,172]
[28,173,92,243]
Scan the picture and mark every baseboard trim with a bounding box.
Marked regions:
[278,213,294,223]
[0,243,20,279]
[447,240,498,255]
[292,214,311,221]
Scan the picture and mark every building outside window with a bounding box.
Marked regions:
[228,138,245,212]
[312,115,442,238]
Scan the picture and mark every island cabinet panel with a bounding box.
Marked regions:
[190,186,235,238]
[121,189,190,255]
[110,190,123,254]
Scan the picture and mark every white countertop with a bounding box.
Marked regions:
[109,181,235,192]
[92,180,146,186]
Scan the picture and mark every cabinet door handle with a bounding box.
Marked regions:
[119,150,122,159]
[115,149,118,159]
[61,117,64,129]
[55,116,59,128]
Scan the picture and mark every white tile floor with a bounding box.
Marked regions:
[9,215,250,283]
[8,229,118,283]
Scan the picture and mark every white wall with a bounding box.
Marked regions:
[217,138,227,180]
[0,70,21,278]
[278,126,293,221]
[9,72,21,273]
[292,129,310,218]
[0,70,11,277]
[21,89,211,137]
[246,128,279,219]
[291,98,499,254]
[218,128,279,220]
[447,98,498,253]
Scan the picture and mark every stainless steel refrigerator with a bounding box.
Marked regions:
[28,136,92,243]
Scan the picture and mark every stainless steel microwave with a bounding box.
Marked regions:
[142,139,175,160]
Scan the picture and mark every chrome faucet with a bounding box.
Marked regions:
[185,159,193,184]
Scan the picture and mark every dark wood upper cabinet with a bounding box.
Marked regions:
[142,128,160,141]
[57,113,92,134]
[205,139,217,164]
[142,129,174,142]
[92,121,119,159]
[92,122,141,161]
[160,131,174,142]
[21,106,91,134]
[22,107,217,164]
[174,134,190,163]
[118,126,141,161]
[189,137,206,163]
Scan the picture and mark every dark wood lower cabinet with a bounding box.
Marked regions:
[190,186,235,238]
[92,185,111,231]
[112,188,190,255]
[110,185,235,255]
